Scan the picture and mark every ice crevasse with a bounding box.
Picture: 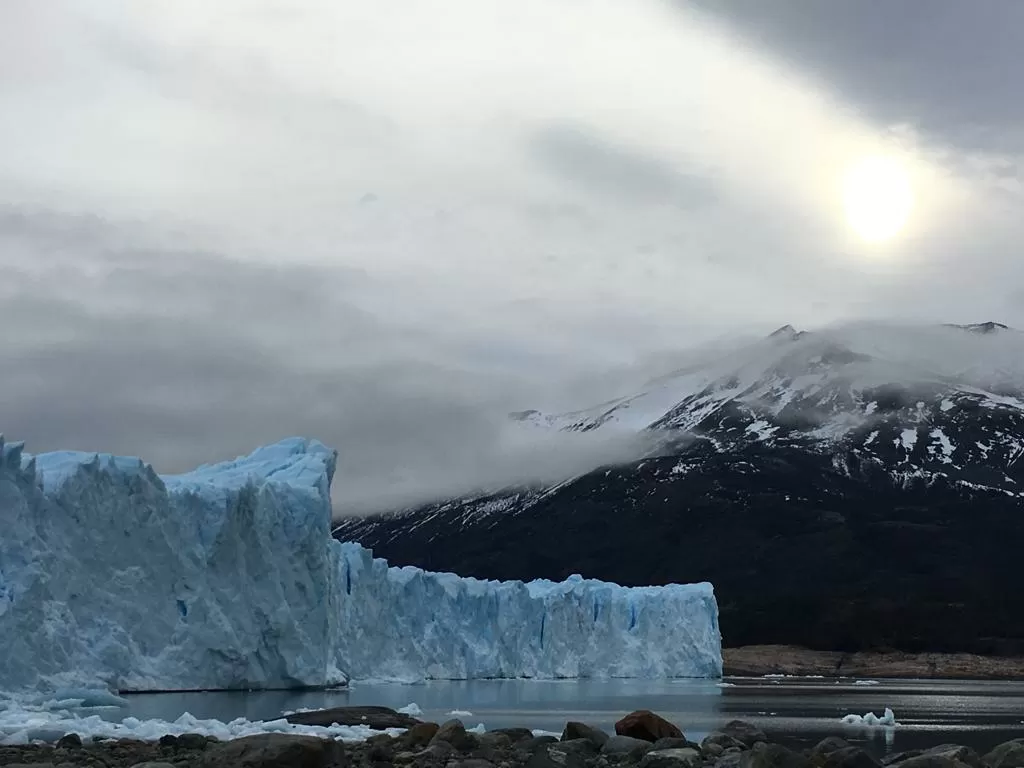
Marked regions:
[0,436,722,692]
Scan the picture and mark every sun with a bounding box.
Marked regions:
[841,155,913,244]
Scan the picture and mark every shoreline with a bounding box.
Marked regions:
[3,707,1023,768]
[724,645,1024,680]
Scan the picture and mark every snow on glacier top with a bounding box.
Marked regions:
[23,437,338,499]
[161,437,337,500]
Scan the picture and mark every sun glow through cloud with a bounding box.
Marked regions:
[842,155,914,244]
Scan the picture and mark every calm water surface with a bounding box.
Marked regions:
[121,677,1024,757]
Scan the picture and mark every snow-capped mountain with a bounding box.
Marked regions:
[334,323,1024,656]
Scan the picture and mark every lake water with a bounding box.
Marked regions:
[117,677,1024,757]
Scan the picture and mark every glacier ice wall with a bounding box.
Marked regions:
[0,436,721,692]
[336,544,721,681]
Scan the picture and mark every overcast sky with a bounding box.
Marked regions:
[2,1,1022,511]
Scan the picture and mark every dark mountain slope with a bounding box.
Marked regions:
[335,324,1024,654]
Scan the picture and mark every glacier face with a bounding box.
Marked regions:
[0,436,721,692]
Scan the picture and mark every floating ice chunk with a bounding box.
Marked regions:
[51,689,129,708]
[852,680,880,686]
[397,703,423,716]
[448,710,474,717]
[841,707,898,727]
[0,697,400,745]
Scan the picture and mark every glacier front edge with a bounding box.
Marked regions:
[0,436,722,692]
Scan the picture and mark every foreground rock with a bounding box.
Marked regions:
[615,711,685,742]
[6,713,1024,768]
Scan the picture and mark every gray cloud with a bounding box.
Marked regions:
[3,0,1024,514]
[531,125,716,208]
[684,0,1024,153]
[0,209,653,513]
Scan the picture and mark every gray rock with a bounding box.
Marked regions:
[923,746,983,768]
[822,747,881,768]
[812,739,852,758]
[739,743,811,768]
[653,739,699,752]
[395,751,418,764]
[56,734,82,750]
[368,734,396,762]
[985,740,1024,768]
[455,760,497,768]
[704,735,749,753]
[722,723,768,750]
[179,732,212,751]
[704,745,725,759]
[886,757,961,768]
[198,733,344,768]
[518,737,560,754]
[130,763,178,768]
[882,753,923,767]
[433,720,480,752]
[603,735,655,758]
[418,742,455,761]
[553,739,600,757]
[563,722,611,747]
[641,747,703,768]
[492,729,536,744]
[527,745,589,768]
[480,732,514,750]
[717,754,745,768]
[402,722,442,749]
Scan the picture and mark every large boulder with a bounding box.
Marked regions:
[285,705,420,730]
[493,728,537,745]
[740,743,811,768]
[527,745,589,768]
[400,722,441,749]
[198,734,343,768]
[640,747,703,768]
[722,721,767,748]
[604,735,656,758]
[822,747,881,768]
[889,746,984,768]
[704,733,749,752]
[615,711,684,743]
[562,722,611,747]
[812,738,852,759]
[432,720,480,752]
[985,740,1024,768]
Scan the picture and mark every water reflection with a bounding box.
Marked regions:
[118,677,1024,756]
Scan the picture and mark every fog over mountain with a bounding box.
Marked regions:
[2,1,1023,512]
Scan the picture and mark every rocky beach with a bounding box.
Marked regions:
[3,706,1023,768]
[723,647,1024,680]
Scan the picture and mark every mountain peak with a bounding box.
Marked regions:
[946,321,1009,335]
[768,324,808,341]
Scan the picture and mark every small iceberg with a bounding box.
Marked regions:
[841,707,898,727]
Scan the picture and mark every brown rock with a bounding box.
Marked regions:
[615,711,684,743]
[402,722,441,748]
[285,705,420,729]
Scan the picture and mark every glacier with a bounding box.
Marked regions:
[0,436,721,692]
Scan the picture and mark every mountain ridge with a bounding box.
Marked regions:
[334,321,1024,655]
